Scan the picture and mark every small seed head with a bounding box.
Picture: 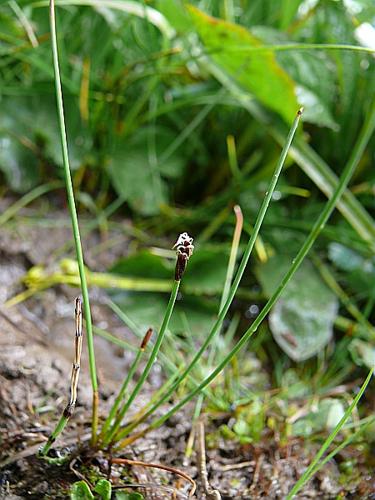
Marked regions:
[140,328,153,350]
[173,232,194,281]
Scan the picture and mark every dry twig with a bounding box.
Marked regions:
[196,420,221,500]
[111,457,196,497]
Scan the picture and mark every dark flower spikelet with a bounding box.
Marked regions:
[173,232,194,281]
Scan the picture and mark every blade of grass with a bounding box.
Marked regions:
[106,300,221,407]
[220,205,243,310]
[49,0,98,445]
[312,254,375,340]
[99,328,153,440]
[291,137,375,248]
[116,97,375,448]
[197,206,231,244]
[102,279,180,446]
[9,0,39,48]
[226,135,241,180]
[286,368,374,499]
[113,108,303,443]
[93,324,138,352]
[306,416,375,481]
[186,206,243,456]
[0,181,62,227]
[159,87,227,165]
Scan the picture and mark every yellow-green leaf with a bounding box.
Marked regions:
[187,5,299,124]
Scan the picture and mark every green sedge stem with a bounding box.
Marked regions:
[226,135,241,180]
[106,300,217,406]
[100,349,144,440]
[103,279,180,445]
[307,417,374,479]
[118,98,375,447]
[100,329,152,441]
[287,369,374,499]
[114,108,303,443]
[39,413,69,458]
[107,300,191,383]
[187,205,244,451]
[125,368,183,428]
[106,369,184,445]
[49,0,98,444]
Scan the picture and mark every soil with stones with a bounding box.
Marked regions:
[0,200,374,499]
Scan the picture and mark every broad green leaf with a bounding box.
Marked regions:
[0,100,40,192]
[110,251,173,280]
[157,0,191,33]
[111,248,230,295]
[201,54,375,247]
[94,479,112,500]
[108,127,186,215]
[257,256,338,361]
[70,481,94,500]
[108,146,167,216]
[295,85,338,130]
[187,5,299,124]
[112,291,217,336]
[0,96,89,192]
[251,26,338,129]
[109,247,229,335]
[32,96,91,170]
[182,247,229,295]
[140,127,186,180]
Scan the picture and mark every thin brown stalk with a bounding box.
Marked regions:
[196,420,221,500]
[111,457,196,497]
[38,298,83,460]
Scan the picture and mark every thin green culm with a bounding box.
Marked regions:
[49,0,99,444]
